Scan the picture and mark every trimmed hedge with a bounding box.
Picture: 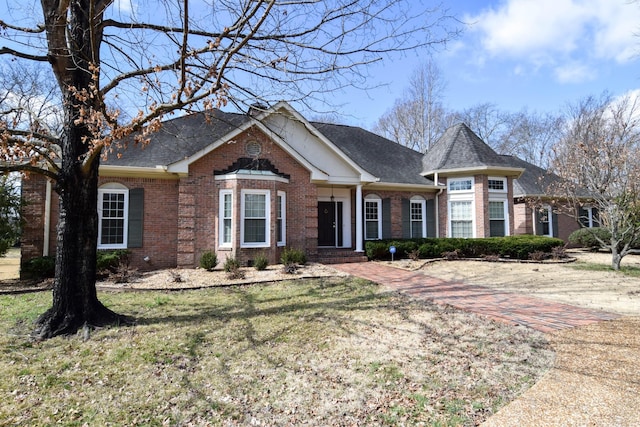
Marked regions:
[21,256,56,279]
[568,227,610,250]
[365,235,564,261]
[23,250,132,280]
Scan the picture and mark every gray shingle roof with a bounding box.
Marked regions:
[507,155,591,198]
[421,123,520,175]
[102,109,250,167]
[312,122,436,186]
[102,108,436,187]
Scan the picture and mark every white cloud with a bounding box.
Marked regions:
[554,62,597,84]
[113,0,137,17]
[468,0,640,64]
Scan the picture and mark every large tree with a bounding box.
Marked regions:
[374,60,450,152]
[551,93,640,270]
[0,0,459,338]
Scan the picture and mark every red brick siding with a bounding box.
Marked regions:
[474,175,488,237]
[21,174,179,274]
[19,174,49,272]
[358,189,436,241]
[182,127,316,267]
[513,201,533,235]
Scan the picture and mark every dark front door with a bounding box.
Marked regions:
[318,201,343,247]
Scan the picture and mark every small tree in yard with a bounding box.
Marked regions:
[0,0,459,339]
[550,93,640,270]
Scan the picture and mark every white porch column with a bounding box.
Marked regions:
[355,184,363,252]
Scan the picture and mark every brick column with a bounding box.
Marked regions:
[177,178,196,267]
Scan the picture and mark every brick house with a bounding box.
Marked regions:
[20,102,587,272]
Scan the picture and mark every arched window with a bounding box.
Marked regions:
[410,196,427,238]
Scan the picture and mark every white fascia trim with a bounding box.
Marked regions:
[422,166,525,178]
[214,173,290,184]
[99,165,182,179]
[164,104,330,181]
[166,121,254,174]
[266,102,378,183]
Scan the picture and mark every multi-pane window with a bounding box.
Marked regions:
[450,201,473,238]
[241,190,270,247]
[364,197,381,240]
[448,179,473,192]
[538,206,551,236]
[489,200,506,237]
[578,206,599,228]
[98,189,128,249]
[488,178,506,191]
[277,191,286,246]
[410,199,426,238]
[220,191,233,246]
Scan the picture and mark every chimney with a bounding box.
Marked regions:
[248,102,268,117]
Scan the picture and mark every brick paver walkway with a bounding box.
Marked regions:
[333,262,620,333]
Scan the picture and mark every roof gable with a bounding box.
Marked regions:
[422,123,523,177]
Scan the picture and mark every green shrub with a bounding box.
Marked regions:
[97,250,130,272]
[568,227,610,250]
[253,253,269,271]
[280,248,306,265]
[365,240,420,260]
[223,256,241,272]
[366,236,564,261]
[22,256,55,279]
[199,250,218,271]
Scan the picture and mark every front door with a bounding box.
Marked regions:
[318,201,343,247]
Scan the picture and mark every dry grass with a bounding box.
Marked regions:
[0,277,552,426]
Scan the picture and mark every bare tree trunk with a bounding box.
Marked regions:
[611,239,622,271]
[31,0,129,339]
[33,132,128,339]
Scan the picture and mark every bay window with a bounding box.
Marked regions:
[241,190,270,247]
[219,190,233,247]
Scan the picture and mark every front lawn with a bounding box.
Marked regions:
[0,277,552,426]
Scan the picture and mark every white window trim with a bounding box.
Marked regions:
[241,189,271,248]
[364,195,382,240]
[581,206,598,228]
[410,196,427,238]
[488,176,507,193]
[97,185,129,250]
[538,205,553,237]
[448,177,474,193]
[219,190,233,248]
[277,191,286,247]
[448,199,475,238]
[488,198,510,237]
[447,178,475,238]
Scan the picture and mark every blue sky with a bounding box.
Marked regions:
[3,0,639,128]
[328,0,640,127]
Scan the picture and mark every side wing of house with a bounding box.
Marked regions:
[422,123,524,239]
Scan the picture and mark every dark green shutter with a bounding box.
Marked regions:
[552,211,559,238]
[534,208,543,236]
[401,198,411,238]
[382,198,391,239]
[128,188,144,248]
[426,199,436,237]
